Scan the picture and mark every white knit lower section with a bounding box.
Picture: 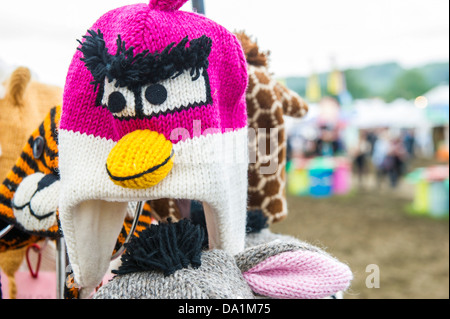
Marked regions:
[58,128,248,289]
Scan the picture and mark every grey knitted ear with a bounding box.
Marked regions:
[235,238,353,299]
[235,239,324,273]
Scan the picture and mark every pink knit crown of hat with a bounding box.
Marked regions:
[61,0,248,142]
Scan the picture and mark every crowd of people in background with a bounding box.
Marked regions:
[288,124,346,159]
[287,123,419,190]
[352,128,414,189]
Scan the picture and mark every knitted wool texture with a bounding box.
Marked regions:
[235,241,353,299]
[160,206,351,298]
[94,232,353,299]
[94,249,255,299]
[106,130,174,189]
[12,173,59,233]
[92,212,352,300]
[59,0,248,291]
[245,228,303,249]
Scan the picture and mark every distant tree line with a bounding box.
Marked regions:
[285,61,449,103]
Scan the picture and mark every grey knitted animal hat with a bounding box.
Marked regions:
[93,220,352,299]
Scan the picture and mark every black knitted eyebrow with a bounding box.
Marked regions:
[78,29,213,91]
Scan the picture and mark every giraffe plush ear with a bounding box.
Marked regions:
[274,81,309,118]
[234,31,269,67]
[235,240,353,299]
[234,31,308,119]
[5,67,31,107]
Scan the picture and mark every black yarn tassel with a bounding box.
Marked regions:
[191,203,269,235]
[246,210,269,234]
[113,219,206,277]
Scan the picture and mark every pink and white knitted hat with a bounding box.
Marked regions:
[59,0,248,291]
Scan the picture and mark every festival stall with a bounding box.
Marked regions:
[406,165,449,219]
[287,156,352,198]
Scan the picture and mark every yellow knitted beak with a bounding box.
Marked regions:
[106,130,174,189]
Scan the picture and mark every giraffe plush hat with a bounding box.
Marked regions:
[235,32,308,224]
[59,0,249,290]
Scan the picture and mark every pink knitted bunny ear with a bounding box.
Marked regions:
[236,242,353,299]
[149,0,189,11]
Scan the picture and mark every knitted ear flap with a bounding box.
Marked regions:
[235,241,353,299]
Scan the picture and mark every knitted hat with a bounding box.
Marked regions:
[243,229,350,299]
[235,240,353,299]
[59,0,248,290]
[93,220,352,299]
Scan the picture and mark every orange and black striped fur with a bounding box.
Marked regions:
[0,105,154,252]
[0,107,60,251]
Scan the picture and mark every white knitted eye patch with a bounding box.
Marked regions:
[101,68,210,119]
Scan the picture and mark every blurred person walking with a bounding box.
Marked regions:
[372,129,390,189]
[403,129,416,159]
[351,130,371,188]
[386,133,408,188]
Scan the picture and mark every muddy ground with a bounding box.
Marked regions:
[271,162,449,299]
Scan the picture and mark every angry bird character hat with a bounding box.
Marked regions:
[59,0,249,291]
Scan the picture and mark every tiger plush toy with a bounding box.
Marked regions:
[0,105,155,298]
[0,66,62,299]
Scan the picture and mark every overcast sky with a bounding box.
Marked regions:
[0,0,448,87]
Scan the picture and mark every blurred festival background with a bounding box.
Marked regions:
[0,0,448,299]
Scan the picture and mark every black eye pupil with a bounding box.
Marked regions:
[108,91,127,113]
[145,84,167,105]
[33,136,45,159]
